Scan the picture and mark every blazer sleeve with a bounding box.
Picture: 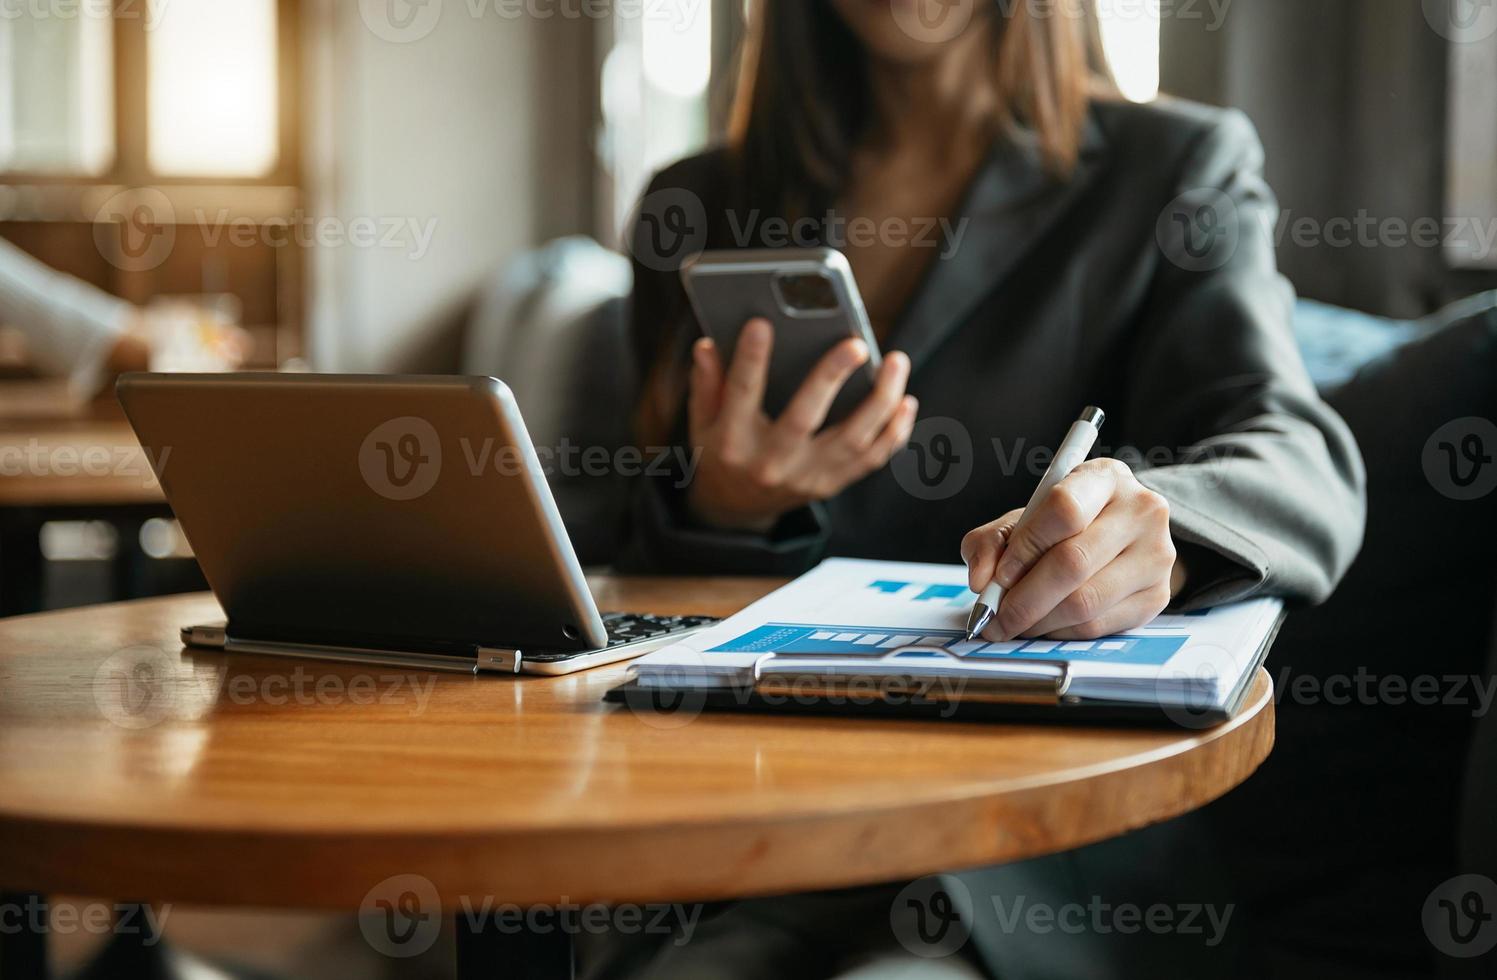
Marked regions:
[1124,109,1367,608]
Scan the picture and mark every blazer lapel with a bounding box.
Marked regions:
[889,113,1109,371]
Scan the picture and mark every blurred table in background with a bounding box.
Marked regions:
[0,380,171,615]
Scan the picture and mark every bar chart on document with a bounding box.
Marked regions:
[704,560,1197,665]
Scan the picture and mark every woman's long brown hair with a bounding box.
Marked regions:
[636,0,1110,446]
[728,0,1101,219]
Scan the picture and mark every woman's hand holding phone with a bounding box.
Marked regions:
[685,318,918,533]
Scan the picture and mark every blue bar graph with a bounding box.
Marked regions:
[864,578,972,608]
[868,580,909,594]
[914,584,966,602]
[709,624,962,655]
[708,623,1188,664]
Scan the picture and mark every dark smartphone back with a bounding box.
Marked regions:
[681,248,881,425]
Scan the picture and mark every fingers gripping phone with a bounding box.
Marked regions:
[681,248,881,426]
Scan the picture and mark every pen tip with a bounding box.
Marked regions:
[964,604,992,643]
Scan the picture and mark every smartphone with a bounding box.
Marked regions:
[681,248,881,425]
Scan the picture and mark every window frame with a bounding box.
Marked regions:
[0,0,301,197]
[0,0,306,367]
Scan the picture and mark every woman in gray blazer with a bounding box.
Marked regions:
[622,0,1365,644]
[610,4,1367,972]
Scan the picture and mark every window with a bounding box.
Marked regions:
[598,1,715,243]
[0,10,114,174]
[1445,22,1497,269]
[1097,2,1162,103]
[147,0,280,177]
[0,0,302,367]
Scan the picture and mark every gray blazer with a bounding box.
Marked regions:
[621,98,1366,609]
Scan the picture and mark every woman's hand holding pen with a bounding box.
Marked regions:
[961,459,1186,642]
[685,318,918,533]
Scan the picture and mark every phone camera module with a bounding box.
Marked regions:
[773,272,840,314]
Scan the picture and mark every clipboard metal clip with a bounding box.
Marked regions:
[750,646,1073,707]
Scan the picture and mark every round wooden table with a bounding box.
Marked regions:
[0,577,1275,978]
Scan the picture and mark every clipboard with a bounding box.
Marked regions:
[604,612,1282,728]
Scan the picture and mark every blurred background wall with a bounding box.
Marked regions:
[1163,0,1497,318]
[2,0,1494,371]
[305,0,596,372]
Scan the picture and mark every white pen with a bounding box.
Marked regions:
[965,406,1107,641]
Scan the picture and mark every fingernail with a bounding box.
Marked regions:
[906,396,920,415]
[995,558,1021,587]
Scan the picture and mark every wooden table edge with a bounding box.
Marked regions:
[0,672,1274,909]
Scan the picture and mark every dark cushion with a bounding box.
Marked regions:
[1203,293,1497,977]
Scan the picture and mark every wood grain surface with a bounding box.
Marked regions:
[0,578,1274,909]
